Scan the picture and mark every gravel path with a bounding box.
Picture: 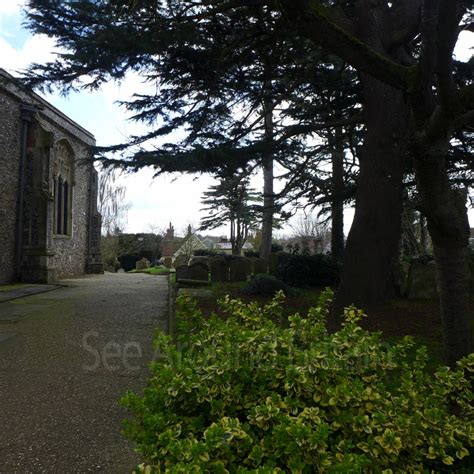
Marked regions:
[0,273,169,473]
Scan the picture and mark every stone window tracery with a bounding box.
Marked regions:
[53,140,74,236]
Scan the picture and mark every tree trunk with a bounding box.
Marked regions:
[260,86,274,262]
[233,219,244,256]
[332,4,411,313]
[414,148,472,366]
[335,76,408,310]
[330,127,345,261]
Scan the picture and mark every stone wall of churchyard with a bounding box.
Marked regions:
[0,89,21,284]
[46,124,92,278]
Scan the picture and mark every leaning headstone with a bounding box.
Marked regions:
[187,263,209,281]
[230,259,249,282]
[175,265,190,281]
[407,261,438,299]
[252,258,267,275]
[135,258,150,270]
[210,259,230,283]
[174,254,189,268]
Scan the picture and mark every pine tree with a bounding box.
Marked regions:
[199,174,261,256]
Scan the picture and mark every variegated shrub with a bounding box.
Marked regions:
[122,290,473,472]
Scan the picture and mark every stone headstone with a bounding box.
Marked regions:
[400,260,410,296]
[252,258,267,275]
[407,261,438,299]
[136,258,150,270]
[230,259,249,282]
[187,263,209,281]
[246,256,257,270]
[175,265,190,281]
[174,254,189,268]
[268,253,281,275]
[189,256,211,269]
[210,259,230,282]
[117,268,125,273]
[163,257,173,268]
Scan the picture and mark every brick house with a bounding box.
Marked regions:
[161,223,208,263]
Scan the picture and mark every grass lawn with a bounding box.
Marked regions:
[181,280,474,369]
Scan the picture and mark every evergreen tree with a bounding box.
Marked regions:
[200,174,260,256]
[23,0,359,261]
[23,0,474,364]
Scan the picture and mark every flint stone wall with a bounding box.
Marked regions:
[0,69,101,283]
[0,88,21,284]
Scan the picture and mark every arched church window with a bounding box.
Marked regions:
[53,140,74,236]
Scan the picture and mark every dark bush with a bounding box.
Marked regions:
[242,274,290,297]
[276,252,340,288]
[271,242,284,253]
[138,249,155,262]
[194,249,218,257]
[403,254,434,264]
[244,249,260,258]
[118,254,140,272]
[223,254,244,262]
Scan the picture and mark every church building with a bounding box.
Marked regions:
[0,68,102,284]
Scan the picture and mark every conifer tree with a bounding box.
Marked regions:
[23,0,474,364]
[200,174,260,256]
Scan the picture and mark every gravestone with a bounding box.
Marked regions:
[174,254,189,268]
[230,259,249,282]
[269,253,281,275]
[175,265,189,281]
[245,257,257,275]
[187,263,209,281]
[163,257,173,268]
[210,259,230,283]
[400,261,410,296]
[406,261,438,299]
[117,268,125,273]
[252,258,267,275]
[189,256,211,269]
[136,258,150,270]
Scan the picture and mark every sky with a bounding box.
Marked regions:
[1,1,473,238]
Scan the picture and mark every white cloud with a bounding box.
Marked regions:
[0,0,25,15]
[0,34,56,73]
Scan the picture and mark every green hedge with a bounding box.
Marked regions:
[122,290,473,472]
[117,253,140,272]
[276,253,340,288]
